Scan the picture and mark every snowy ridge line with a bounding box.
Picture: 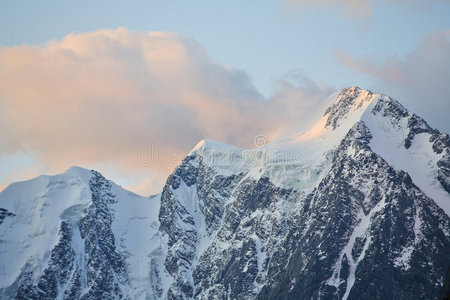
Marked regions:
[1,87,449,299]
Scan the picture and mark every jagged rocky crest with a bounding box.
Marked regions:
[0,87,449,299]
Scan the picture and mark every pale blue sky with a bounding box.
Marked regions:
[0,0,449,194]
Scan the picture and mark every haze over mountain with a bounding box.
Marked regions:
[0,87,448,299]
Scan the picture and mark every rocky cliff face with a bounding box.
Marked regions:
[0,87,449,299]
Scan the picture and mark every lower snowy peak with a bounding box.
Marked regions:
[0,167,162,299]
[0,166,93,295]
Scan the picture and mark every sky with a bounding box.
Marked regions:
[0,0,449,195]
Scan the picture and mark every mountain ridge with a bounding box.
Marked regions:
[0,87,449,299]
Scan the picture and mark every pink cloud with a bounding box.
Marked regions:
[336,50,404,83]
[0,28,332,195]
[336,30,450,133]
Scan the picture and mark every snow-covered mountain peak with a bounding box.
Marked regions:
[289,87,414,151]
[293,87,379,143]
[184,87,449,220]
[323,86,376,129]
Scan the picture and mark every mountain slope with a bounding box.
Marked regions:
[0,87,449,299]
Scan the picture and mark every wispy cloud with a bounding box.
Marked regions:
[0,28,332,195]
[337,30,450,133]
[283,0,372,18]
[282,0,442,18]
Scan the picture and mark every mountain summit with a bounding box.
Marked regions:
[0,87,449,299]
